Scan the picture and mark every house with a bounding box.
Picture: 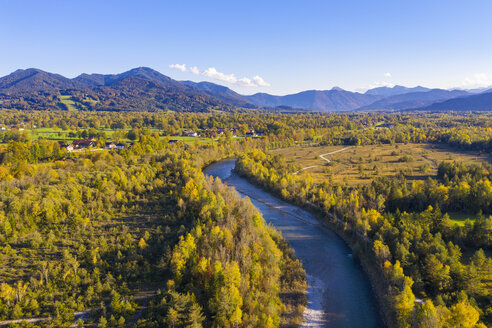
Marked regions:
[379,123,395,129]
[72,139,97,149]
[181,130,198,137]
[256,131,265,136]
[106,142,125,150]
[245,129,257,137]
[58,141,71,151]
[105,142,116,149]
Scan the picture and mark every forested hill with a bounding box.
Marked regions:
[1,67,491,112]
[0,67,236,112]
[416,90,492,111]
[244,89,383,111]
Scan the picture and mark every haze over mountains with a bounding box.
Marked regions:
[0,67,491,112]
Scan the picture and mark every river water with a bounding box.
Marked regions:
[204,160,382,328]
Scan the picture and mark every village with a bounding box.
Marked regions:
[0,124,266,152]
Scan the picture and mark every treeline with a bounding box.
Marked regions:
[318,123,492,153]
[0,110,489,154]
[379,163,492,216]
[0,130,29,143]
[236,150,491,328]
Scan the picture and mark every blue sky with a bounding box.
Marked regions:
[2,0,492,95]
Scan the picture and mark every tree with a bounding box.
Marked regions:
[165,308,177,327]
[447,300,479,328]
[138,238,147,249]
[187,303,204,328]
[98,316,108,328]
[373,240,391,266]
[416,300,440,328]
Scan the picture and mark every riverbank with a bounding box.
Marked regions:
[205,159,382,328]
[301,203,393,328]
[232,160,393,328]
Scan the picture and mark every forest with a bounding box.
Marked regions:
[234,114,491,327]
[0,110,489,327]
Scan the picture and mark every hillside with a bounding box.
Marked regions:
[0,67,233,112]
[182,80,255,108]
[2,67,492,113]
[0,68,83,93]
[417,91,492,111]
[364,85,430,97]
[245,88,382,111]
[358,89,470,110]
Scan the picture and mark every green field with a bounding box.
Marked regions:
[447,212,479,227]
[23,127,230,145]
[59,95,77,111]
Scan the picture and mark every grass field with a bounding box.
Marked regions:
[23,127,226,145]
[269,143,491,185]
[28,127,75,142]
[447,212,478,227]
[59,95,78,111]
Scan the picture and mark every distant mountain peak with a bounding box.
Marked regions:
[74,67,178,88]
[0,68,82,93]
[0,67,236,112]
[365,85,430,97]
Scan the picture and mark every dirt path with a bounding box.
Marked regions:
[0,318,49,326]
[293,146,353,175]
[0,289,158,327]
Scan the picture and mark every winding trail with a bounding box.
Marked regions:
[293,147,353,175]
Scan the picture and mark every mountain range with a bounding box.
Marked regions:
[0,67,491,112]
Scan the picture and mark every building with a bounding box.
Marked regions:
[181,130,198,137]
[72,139,97,149]
[105,142,126,150]
[115,143,126,150]
[245,129,257,137]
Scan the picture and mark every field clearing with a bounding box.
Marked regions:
[447,212,478,227]
[59,95,77,111]
[28,127,75,142]
[166,135,214,144]
[24,127,226,145]
[269,143,491,185]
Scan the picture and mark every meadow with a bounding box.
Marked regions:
[270,143,491,185]
[22,127,216,145]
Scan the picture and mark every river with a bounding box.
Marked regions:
[204,160,382,328]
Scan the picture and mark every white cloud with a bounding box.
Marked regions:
[237,77,253,87]
[169,63,269,87]
[169,64,187,72]
[189,66,200,75]
[462,73,492,88]
[253,75,270,87]
[202,67,237,84]
[367,81,394,90]
[384,72,392,78]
